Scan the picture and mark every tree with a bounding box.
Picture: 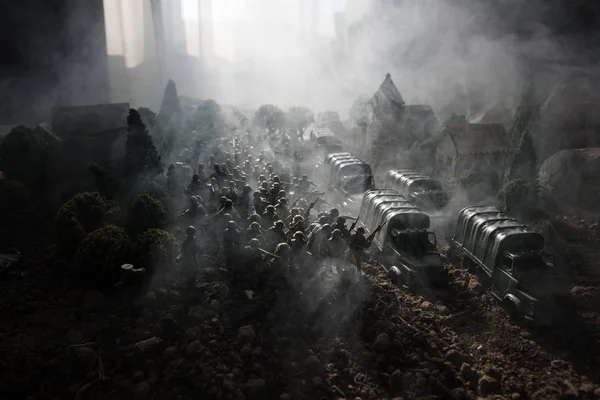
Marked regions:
[191,99,226,141]
[158,79,182,131]
[254,104,286,134]
[499,178,530,216]
[74,225,129,283]
[55,192,118,256]
[510,128,537,182]
[127,193,166,236]
[0,125,51,187]
[132,229,177,274]
[286,106,314,137]
[124,109,163,177]
[509,82,537,146]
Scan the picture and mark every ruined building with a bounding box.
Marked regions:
[361,74,438,178]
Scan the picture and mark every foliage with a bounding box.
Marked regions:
[138,107,176,160]
[55,192,116,256]
[132,229,177,273]
[453,168,478,189]
[0,125,51,186]
[191,99,226,141]
[509,128,537,182]
[499,178,530,214]
[127,193,166,235]
[287,106,314,134]
[124,109,163,177]
[254,104,286,134]
[89,163,120,200]
[143,181,168,210]
[509,82,537,146]
[74,225,129,281]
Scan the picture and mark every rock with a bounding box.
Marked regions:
[373,333,391,352]
[223,380,235,392]
[133,381,151,400]
[539,148,600,214]
[303,355,320,370]
[467,279,482,292]
[83,290,108,309]
[580,382,595,394]
[594,387,600,398]
[163,346,178,360]
[550,359,570,370]
[511,393,522,400]
[311,376,324,387]
[435,304,450,315]
[237,325,256,344]
[73,346,97,370]
[482,364,502,381]
[478,375,500,396]
[561,380,579,399]
[459,363,476,382]
[145,292,157,303]
[65,329,83,344]
[186,340,202,356]
[245,379,266,396]
[421,301,434,311]
[444,349,465,367]
[389,369,403,390]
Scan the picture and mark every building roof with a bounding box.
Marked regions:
[448,123,513,155]
[51,103,129,140]
[369,73,405,110]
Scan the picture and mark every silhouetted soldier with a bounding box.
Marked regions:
[178,226,198,288]
[348,227,370,267]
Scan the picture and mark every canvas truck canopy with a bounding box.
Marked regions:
[454,206,504,245]
[362,196,412,228]
[408,178,444,193]
[385,169,419,188]
[325,152,352,165]
[327,153,360,177]
[359,189,401,220]
[333,160,371,188]
[374,208,431,248]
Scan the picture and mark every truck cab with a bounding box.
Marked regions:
[385,169,449,211]
[325,153,375,208]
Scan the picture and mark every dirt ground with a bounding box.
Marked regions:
[1,215,600,400]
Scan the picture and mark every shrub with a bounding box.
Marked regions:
[74,225,129,282]
[499,178,530,214]
[143,181,168,210]
[132,229,177,273]
[55,192,115,256]
[128,193,166,235]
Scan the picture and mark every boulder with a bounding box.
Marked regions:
[538,148,600,215]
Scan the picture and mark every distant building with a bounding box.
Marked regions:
[51,103,129,140]
[434,117,513,194]
[362,73,438,176]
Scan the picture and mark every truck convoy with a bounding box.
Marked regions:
[452,206,574,325]
[358,189,448,289]
[324,153,375,208]
[384,169,449,211]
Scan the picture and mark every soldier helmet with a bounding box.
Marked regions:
[292,177,298,182]
[192,173,200,182]
[274,220,285,229]
[186,226,196,236]
[275,242,291,256]
[243,185,252,193]
[226,221,237,229]
[278,190,287,197]
[229,180,236,186]
[194,195,204,204]
[189,196,199,205]
[259,175,266,181]
[250,221,261,230]
[357,227,366,234]
[198,163,204,170]
[272,175,280,182]
[249,213,262,223]
[220,196,228,203]
[249,238,261,248]
[266,205,275,212]
[168,164,175,171]
[293,231,305,240]
[331,229,343,238]
[293,215,303,223]
[290,208,300,216]
[273,182,280,187]
[278,198,288,205]
[225,199,234,207]
[330,208,339,217]
[223,213,233,222]
[337,216,346,224]
[301,175,308,180]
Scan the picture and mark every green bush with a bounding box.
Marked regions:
[55,192,115,256]
[132,229,177,273]
[499,178,530,214]
[143,181,168,210]
[74,225,129,281]
[128,193,166,235]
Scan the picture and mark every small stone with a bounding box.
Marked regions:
[389,369,403,390]
[468,279,482,292]
[478,375,500,396]
[594,387,600,398]
[444,349,465,367]
[550,359,570,370]
[561,380,579,399]
[163,346,178,359]
[133,381,151,400]
[223,380,235,392]
[511,393,522,400]
[304,355,320,370]
[460,363,476,381]
[482,365,502,381]
[237,325,256,344]
[186,340,202,356]
[435,304,450,315]
[145,292,157,303]
[83,290,108,309]
[373,333,391,352]
[245,379,266,395]
[580,382,595,394]
[421,301,434,311]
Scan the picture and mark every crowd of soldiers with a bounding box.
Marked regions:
[166,134,375,298]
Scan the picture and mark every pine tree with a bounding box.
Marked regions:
[124,109,163,177]
[158,79,182,131]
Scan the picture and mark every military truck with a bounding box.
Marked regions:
[358,189,448,289]
[324,153,375,209]
[384,169,448,211]
[452,206,574,325]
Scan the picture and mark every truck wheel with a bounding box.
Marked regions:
[503,299,523,324]
[388,266,401,285]
[461,257,476,273]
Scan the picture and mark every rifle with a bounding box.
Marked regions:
[345,217,359,238]
[366,223,385,244]
[303,199,319,221]
[258,248,279,259]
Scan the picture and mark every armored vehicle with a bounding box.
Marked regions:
[325,153,374,207]
[452,206,574,325]
[358,189,448,288]
[385,169,448,211]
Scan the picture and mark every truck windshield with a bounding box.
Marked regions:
[513,254,549,272]
[391,230,435,256]
[411,180,443,193]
